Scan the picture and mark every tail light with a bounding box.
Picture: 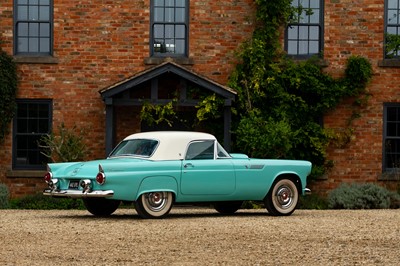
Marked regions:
[96,164,106,185]
[96,172,106,185]
[44,172,53,183]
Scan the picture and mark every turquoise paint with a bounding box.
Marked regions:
[181,159,235,195]
[136,176,179,200]
[46,155,311,203]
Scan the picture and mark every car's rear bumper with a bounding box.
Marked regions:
[43,189,114,198]
[304,188,311,195]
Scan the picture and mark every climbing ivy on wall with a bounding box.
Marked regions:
[228,0,373,178]
[0,43,18,143]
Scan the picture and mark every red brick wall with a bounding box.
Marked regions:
[310,0,400,194]
[0,0,256,198]
[189,1,255,84]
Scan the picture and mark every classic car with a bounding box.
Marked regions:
[43,131,312,218]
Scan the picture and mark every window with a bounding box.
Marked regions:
[13,100,52,170]
[383,104,400,171]
[217,142,231,158]
[151,0,188,57]
[185,141,214,160]
[286,0,323,58]
[14,0,52,55]
[385,0,400,58]
[109,139,159,157]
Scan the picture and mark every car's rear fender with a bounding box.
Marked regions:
[135,176,178,200]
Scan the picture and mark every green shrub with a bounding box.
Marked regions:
[389,191,400,209]
[0,183,10,209]
[328,183,397,209]
[0,46,18,143]
[10,193,84,210]
[298,194,328,210]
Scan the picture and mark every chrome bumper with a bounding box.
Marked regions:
[43,189,114,198]
[304,188,311,195]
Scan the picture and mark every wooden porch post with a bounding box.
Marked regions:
[223,101,232,152]
[105,98,114,157]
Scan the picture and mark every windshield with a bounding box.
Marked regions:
[109,139,158,157]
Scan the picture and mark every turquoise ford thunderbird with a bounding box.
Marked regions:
[43,131,311,218]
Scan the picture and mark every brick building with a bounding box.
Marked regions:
[0,0,399,198]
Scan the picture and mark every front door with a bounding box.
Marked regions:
[180,140,235,195]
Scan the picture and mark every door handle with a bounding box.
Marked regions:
[184,163,194,168]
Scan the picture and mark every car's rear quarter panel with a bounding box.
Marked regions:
[102,160,182,201]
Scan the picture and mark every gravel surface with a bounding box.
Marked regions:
[0,207,399,265]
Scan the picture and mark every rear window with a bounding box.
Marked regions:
[109,139,158,157]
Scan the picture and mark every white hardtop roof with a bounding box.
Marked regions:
[124,131,217,160]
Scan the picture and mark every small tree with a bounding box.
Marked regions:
[39,123,89,162]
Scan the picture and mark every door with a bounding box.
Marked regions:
[180,140,235,195]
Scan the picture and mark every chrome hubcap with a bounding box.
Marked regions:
[275,186,293,208]
[145,192,167,212]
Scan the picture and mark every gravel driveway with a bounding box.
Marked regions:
[0,207,399,265]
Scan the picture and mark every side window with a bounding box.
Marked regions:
[383,104,400,171]
[285,0,323,58]
[14,0,53,55]
[185,140,215,160]
[385,0,400,58]
[150,0,189,57]
[217,142,231,158]
[13,99,52,170]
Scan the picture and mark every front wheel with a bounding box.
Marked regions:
[134,191,174,219]
[264,178,299,216]
[83,198,120,216]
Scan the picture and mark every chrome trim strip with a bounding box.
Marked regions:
[304,188,311,195]
[43,189,114,198]
[249,165,264,169]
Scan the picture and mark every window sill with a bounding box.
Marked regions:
[14,56,59,64]
[378,59,400,68]
[144,56,194,65]
[378,171,400,181]
[6,170,46,178]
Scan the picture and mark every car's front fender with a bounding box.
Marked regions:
[136,176,178,200]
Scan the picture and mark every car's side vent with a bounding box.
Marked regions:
[250,165,264,169]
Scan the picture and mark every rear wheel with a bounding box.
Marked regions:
[134,191,174,219]
[264,178,299,216]
[83,198,120,216]
[214,201,243,214]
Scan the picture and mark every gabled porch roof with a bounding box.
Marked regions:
[99,61,236,102]
[98,61,236,155]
